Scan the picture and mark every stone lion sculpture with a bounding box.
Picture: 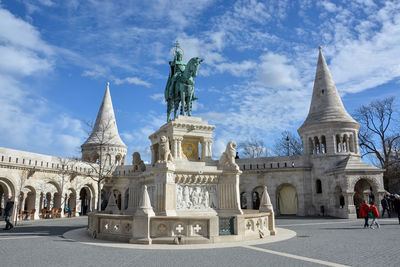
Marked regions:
[158,136,174,163]
[218,141,240,171]
[132,152,146,172]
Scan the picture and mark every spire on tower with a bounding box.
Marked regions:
[82,82,126,148]
[299,46,357,130]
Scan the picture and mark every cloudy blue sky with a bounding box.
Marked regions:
[1,0,399,162]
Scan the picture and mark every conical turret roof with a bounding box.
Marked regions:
[82,83,127,148]
[300,47,357,130]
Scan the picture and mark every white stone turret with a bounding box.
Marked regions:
[81,82,127,165]
[298,47,360,156]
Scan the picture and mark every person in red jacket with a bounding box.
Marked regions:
[359,200,370,228]
[369,202,380,229]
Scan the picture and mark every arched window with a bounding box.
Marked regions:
[336,135,342,153]
[321,136,327,153]
[314,137,320,154]
[343,135,348,152]
[316,179,322,194]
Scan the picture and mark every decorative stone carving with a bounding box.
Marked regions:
[158,136,174,163]
[132,152,146,172]
[218,141,239,171]
[176,184,218,210]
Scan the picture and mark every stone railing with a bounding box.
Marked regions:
[236,155,309,172]
[0,147,93,175]
[88,213,133,242]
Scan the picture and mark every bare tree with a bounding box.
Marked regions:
[83,118,118,212]
[353,96,400,190]
[56,157,78,215]
[273,131,304,156]
[238,138,269,158]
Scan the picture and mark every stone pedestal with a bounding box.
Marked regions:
[218,172,243,215]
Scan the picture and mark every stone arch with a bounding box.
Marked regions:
[343,134,348,152]
[0,177,16,200]
[277,183,298,215]
[321,136,327,153]
[22,185,36,211]
[252,186,264,210]
[336,134,342,153]
[79,185,93,215]
[115,154,122,166]
[105,154,111,165]
[334,185,344,208]
[67,188,77,215]
[351,177,380,217]
[314,136,320,154]
[113,189,122,210]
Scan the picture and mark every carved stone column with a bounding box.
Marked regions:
[173,137,179,159]
[177,137,183,160]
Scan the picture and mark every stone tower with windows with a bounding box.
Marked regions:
[298,47,360,157]
[81,82,127,166]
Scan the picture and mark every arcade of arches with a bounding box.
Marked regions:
[0,174,97,221]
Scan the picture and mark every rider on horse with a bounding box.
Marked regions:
[165,49,186,122]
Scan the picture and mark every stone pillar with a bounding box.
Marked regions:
[353,131,359,154]
[344,192,357,219]
[218,171,243,215]
[173,138,179,159]
[208,140,212,158]
[153,163,176,216]
[177,137,183,160]
[246,190,253,209]
[200,139,205,160]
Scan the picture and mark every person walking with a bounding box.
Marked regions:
[381,195,391,218]
[369,202,380,229]
[394,195,400,225]
[359,200,370,228]
[4,198,14,230]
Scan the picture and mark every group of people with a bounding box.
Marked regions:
[359,201,380,229]
[359,194,400,229]
[380,194,400,224]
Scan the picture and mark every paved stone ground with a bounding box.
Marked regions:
[0,216,398,267]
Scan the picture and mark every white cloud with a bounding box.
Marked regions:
[257,53,301,89]
[114,77,151,87]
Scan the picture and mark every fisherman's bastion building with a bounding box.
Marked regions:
[0,47,385,226]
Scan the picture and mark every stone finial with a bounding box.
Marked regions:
[318,45,322,51]
[107,82,110,89]
[135,185,155,217]
[259,186,273,213]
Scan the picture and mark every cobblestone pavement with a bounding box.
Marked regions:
[0,216,398,267]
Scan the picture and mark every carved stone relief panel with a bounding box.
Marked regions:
[176,184,218,210]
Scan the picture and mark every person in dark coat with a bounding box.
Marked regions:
[4,198,14,230]
[381,195,391,218]
[359,200,369,228]
[394,196,400,225]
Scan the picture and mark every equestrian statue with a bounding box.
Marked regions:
[165,41,203,122]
